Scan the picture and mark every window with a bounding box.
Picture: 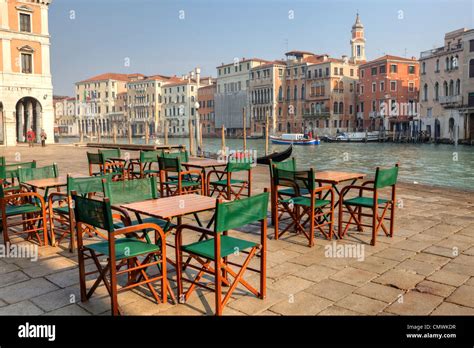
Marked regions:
[456,79,461,95]
[361,69,365,78]
[349,105,353,114]
[423,83,428,101]
[408,82,414,92]
[19,13,31,32]
[390,81,397,91]
[380,81,385,91]
[434,82,439,101]
[390,64,397,73]
[408,65,415,74]
[371,67,377,75]
[350,69,354,77]
[470,40,474,52]
[379,65,386,74]
[21,53,32,74]
[334,67,338,75]
[470,59,474,78]
[372,83,376,92]
[435,59,440,72]
[360,85,364,94]
[325,67,329,76]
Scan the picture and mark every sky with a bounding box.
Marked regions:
[49,0,474,96]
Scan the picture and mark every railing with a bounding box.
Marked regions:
[303,109,330,118]
[439,95,462,105]
[356,112,364,119]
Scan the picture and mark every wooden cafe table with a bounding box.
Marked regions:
[182,158,227,193]
[121,194,219,230]
[121,194,220,302]
[314,171,366,238]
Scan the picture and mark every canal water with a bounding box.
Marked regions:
[59,137,474,190]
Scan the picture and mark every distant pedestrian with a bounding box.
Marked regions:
[26,128,35,147]
[40,129,47,147]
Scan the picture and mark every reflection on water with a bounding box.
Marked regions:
[59,137,474,190]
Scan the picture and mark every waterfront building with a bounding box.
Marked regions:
[249,61,285,136]
[53,96,78,136]
[302,53,359,136]
[215,58,268,136]
[198,81,216,136]
[419,28,468,142]
[126,74,180,137]
[0,0,54,146]
[461,29,474,142]
[75,72,144,137]
[107,91,128,137]
[163,68,212,136]
[357,55,419,137]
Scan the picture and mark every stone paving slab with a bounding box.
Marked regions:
[0,145,473,316]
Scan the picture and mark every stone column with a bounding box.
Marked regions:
[36,102,42,143]
[26,101,33,134]
[17,102,24,142]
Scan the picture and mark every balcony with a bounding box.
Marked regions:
[356,112,364,119]
[369,111,384,118]
[439,95,462,107]
[303,108,330,118]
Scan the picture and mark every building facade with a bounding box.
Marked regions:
[126,75,179,137]
[0,0,54,145]
[419,28,467,142]
[461,29,474,142]
[198,82,216,136]
[215,58,268,136]
[357,55,419,137]
[249,61,285,136]
[75,72,144,138]
[163,68,211,137]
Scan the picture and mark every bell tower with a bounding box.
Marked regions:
[350,12,366,63]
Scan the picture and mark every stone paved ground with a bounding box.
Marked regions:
[0,144,473,315]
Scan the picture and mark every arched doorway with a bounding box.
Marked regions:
[15,97,42,143]
[434,119,441,141]
[448,117,455,140]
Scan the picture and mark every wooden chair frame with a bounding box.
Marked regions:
[206,166,252,200]
[175,215,267,316]
[75,196,168,316]
[273,168,335,247]
[338,164,398,246]
[159,167,204,197]
[0,180,48,247]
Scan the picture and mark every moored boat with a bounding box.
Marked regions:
[270,134,320,145]
[324,131,387,142]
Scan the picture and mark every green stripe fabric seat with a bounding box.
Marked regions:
[53,205,70,214]
[5,204,41,216]
[209,178,246,186]
[161,180,200,187]
[280,196,331,208]
[343,197,390,208]
[182,235,257,260]
[88,238,161,260]
[113,217,175,231]
[278,187,309,196]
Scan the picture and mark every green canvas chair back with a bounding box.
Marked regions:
[2,161,37,180]
[226,161,252,173]
[158,156,182,173]
[161,150,189,163]
[269,158,296,181]
[99,148,121,160]
[215,191,269,233]
[72,194,114,233]
[67,174,111,196]
[87,152,103,165]
[140,150,163,164]
[374,164,399,189]
[18,164,59,183]
[103,177,158,205]
[273,167,315,194]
